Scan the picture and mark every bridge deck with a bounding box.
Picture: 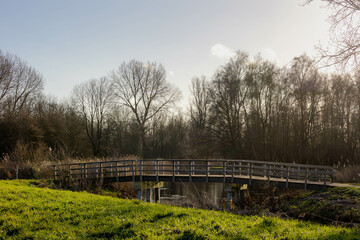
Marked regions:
[52,159,337,190]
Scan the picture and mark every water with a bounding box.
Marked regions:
[160,182,225,208]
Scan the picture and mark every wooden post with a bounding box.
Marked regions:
[132,161,135,182]
[156,160,159,182]
[140,161,143,182]
[227,192,232,210]
[324,171,327,187]
[189,161,192,182]
[249,163,252,185]
[156,187,160,203]
[177,161,180,175]
[146,189,150,202]
[304,168,308,190]
[82,164,85,181]
[116,162,119,182]
[110,163,113,178]
[231,162,234,183]
[79,164,83,187]
[96,164,98,179]
[161,160,164,175]
[192,160,194,175]
[286,166,289,188]
[267,164,270,182]
[137,190,142,201]
[206,161,209,183]
[85,163,88,180]
[223,161,226,183]
[172,161,175,182]
[100,163,103,179]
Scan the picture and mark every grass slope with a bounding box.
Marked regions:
[281,187,360,224]
[0,180,359,240]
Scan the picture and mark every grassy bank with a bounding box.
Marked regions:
[281,187,360,225]
[0,180,359,239]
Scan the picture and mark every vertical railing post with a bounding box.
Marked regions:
[116,162,119,182]
[206,161,209,183]
[85,163,88,180]
[263,164,266,177]
[140,160,143,182]
[96,164,98,179]
[177,160,180,175]
[323,170,327,187]
[223,161,226,183]
[286,166,289,188]
[192,160,194,175]
[189,161,192,182]
[123,162,127,177]
[132,160,135,182]
[109,162,111,178]
[267,164,270,182]
[231,161,234,183]
[162,160,164,175]
[249,163,252,185]
[172,161,175,182]
[304,167,308,190]
[100,163,103,179]
[239,162,242,176]
[156,160,159,182]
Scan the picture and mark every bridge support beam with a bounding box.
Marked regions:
[137,189,142,201]
[134,181,163,203]
[224,183,248,210]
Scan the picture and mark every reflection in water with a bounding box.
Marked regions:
[160,182,225,208]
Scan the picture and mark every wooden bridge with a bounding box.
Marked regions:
[52,159,336,190]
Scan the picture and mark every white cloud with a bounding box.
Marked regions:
[261,48,278,63]
[211,43,236,59]
[169,70,174,76]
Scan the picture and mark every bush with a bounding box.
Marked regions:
[335,166,360,183]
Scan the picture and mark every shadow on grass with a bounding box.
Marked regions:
[88,222,135,239]
[176,230,206,240]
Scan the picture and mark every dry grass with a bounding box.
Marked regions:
[334,165,360,183]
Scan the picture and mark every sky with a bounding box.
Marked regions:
[0,0,331,104]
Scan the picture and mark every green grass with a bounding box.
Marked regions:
[0,181,359,239]
[281,187,360,224]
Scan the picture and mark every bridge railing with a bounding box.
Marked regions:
[52,159,334,188]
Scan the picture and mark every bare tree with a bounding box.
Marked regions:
[0,51,13,103]
[110,60,181,157]
[189,76,210,128]
[0,51,43,114]
[72,77,113,156]
[305,0,360,71]
[208,52,250,158]
[188,76,211,157]
[287,54,324,163]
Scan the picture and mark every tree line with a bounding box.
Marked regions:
[0,50,359,167]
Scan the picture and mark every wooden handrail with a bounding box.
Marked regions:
[53,159,335,188]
